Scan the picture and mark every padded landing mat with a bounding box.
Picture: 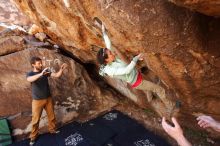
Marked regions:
[114,125,170,146]
[91,110,140,134]
[9,110,171,146]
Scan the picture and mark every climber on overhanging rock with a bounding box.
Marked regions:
[96,22,175,113]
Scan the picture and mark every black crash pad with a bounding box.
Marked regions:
[114,124,170,146]
[9,110,171,146]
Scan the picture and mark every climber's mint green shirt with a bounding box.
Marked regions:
[99,31,138,84]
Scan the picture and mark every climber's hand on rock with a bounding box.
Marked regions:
[133,53,144,62]
[137,53,144,60]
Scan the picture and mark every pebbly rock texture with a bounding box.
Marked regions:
[12,0,220,137]
[0,35,117,137]
[168,0,220,17]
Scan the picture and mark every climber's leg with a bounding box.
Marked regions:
[135,79,174,109]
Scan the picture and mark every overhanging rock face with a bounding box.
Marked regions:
[11,0,220,134]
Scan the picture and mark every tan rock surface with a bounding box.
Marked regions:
[0,29,26,56]
[0,0,30,25]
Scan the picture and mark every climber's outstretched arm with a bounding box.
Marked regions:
[102,25,112,50]
[102,24,129,64]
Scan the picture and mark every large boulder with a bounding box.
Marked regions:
[12,0,220,136]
